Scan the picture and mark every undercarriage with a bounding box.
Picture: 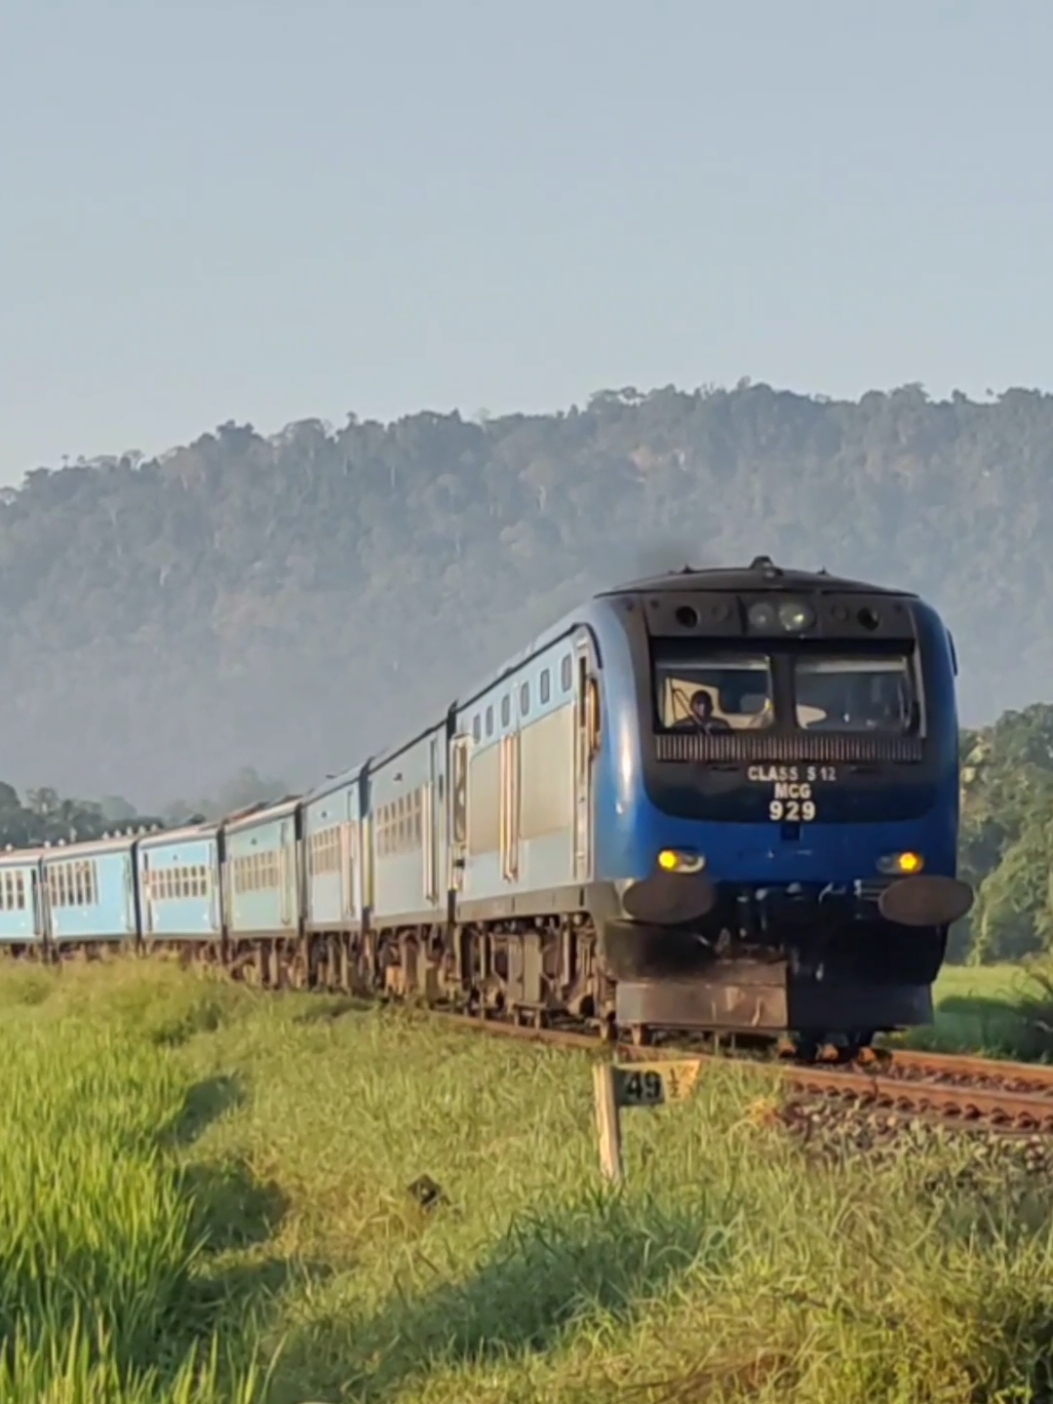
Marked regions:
[4,885,948,1059]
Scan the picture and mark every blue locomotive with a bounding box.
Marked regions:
[0,557,972,1053]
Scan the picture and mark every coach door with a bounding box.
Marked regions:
[278,819,296,929]
[499,725,520,884]
[140,852,154,936]
[340,791,356,925]
[208,844,221,934]
[31,868,43,943]
[573,637,600,883]
[449,734,470,893]
[423,734,442,906]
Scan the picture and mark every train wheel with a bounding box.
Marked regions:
[793,1032,823,1063]
[844,1030,877,1064]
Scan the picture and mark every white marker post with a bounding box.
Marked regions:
[592,1058,704,1184]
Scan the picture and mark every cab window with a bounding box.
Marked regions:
[793,654,916,732]
[653,646,774,731]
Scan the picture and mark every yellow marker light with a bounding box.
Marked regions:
[657,850,705,874]
[877,851,925,876]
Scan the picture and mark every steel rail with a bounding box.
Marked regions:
[411,1006,1053,1133]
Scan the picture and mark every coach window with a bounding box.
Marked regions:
[486,705,494,738]
[473,715,481,743]
[540,668,551,704]
[520,681,530,716]
[501,695,510,727]
[561,655,572,692]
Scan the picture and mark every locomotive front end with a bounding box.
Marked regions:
[596,557,973,1048]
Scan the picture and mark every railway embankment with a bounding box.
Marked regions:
[1,956,1052,1403]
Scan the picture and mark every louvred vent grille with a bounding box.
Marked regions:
[654,732,923,764]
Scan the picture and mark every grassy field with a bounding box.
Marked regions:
[904,960,1053,1058]
[2,959,1053,1403]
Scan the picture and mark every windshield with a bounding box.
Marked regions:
[655,652,774,732]
[793,654,916,732]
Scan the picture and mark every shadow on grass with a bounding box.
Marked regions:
[167,1076,293,1254]
[895,990,1031,1058]
[939,992,1028,1037]
[0,1143,308,1398]
[914,989,1053,1061]
[186,1157,291,1253]
[270,1192,736,1403]
[148,993,241,1048]
[292,995,375,1026]
[169,1074,247,1147]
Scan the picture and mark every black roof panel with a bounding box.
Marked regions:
[598,555,914,598]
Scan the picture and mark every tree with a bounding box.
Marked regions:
[0,782,162,848]
[100,795,138,822]
[957,704,1053,962]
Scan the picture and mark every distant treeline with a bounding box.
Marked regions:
[0,766,285,849]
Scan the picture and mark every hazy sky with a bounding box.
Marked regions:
[2,0,1051,484]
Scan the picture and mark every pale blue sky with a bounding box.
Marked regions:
[2,0,1050,483]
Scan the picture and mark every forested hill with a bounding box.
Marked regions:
[3,382,1052,806]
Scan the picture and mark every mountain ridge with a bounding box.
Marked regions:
[3,381,1051,805]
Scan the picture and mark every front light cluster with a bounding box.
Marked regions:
[877,852,925,875]
[657,849,706,874]
[747,599,816,633]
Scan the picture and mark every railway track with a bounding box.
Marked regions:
[15,944,1053,1138]
[418,1007,1053,1135]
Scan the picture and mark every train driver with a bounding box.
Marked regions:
[676,688,732,733]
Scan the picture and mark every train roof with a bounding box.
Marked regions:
[301,764,365,806]
[138,819,220,850]
[598,556,916,598]
[0,846,46,865]
[221,794,301,833]
[39,832,141,860]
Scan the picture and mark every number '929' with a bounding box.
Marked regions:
[746,765,838,825]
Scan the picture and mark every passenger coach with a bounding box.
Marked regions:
[0,556,972,1055]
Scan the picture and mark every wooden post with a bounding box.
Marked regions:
[593,1057,704,1184]
[593,1062,624,1185]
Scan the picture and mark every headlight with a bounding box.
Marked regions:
[747,599,816,633]
[876,852,925,876]
[747,601,778,631]
[657,849,706,874]
[777,600,816,632]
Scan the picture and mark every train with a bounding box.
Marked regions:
[0,556,974,1057]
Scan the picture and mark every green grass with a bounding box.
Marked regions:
[900,960,1053,1059]
[0,963,268,1403]
[3,958,1053,1402]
